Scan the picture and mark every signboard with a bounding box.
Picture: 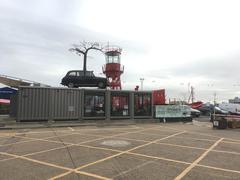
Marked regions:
[155,105,191,118]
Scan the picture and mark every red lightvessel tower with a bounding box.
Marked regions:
[102,46,124,89]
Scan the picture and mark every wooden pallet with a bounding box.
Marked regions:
[228,119,240,128]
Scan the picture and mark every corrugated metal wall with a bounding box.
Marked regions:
[51,88,81,120]
[18,87,50,121]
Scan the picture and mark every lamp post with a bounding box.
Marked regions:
[140,78,144,91]
[213,92,217,120]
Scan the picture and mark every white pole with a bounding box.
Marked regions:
[140,78,144,91]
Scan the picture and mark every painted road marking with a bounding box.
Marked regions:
[0,125,162,164]
[137,132,217,142]
[197,164,240,174]
[2,125,240,180]
[127,151,191,165]
[0,151,111,180]
[49,131,186,179]
[75,171,112,180]
[0,151,72,171]
[174,138,224,180]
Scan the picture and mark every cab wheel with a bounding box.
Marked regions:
[68,83,74,88]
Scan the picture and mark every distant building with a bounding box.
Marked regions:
[229,97,240,104]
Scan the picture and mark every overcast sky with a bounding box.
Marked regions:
[1,0,240,102]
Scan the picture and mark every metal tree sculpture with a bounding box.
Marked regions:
[69,41,103,76]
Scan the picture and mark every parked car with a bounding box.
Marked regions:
[210,107,229,122]
[190,108,201,117]
[214,106,229,115]
[61,70,108,89]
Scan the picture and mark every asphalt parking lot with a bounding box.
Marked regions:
[0,121,240,180]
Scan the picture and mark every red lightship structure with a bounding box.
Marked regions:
[102,46,128,116]
[102,46,124,90]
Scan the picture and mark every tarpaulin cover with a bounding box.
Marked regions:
[0,87,17,99]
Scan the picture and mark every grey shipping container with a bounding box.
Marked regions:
[17,87,50,121]
[11,86,153,122]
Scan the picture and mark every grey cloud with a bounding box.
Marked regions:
[142,55,240,101]
[145,55,240,84]
[170,56,240,81]
[0,4,147,87]
[145,69,171,79]
[1,1,239,102]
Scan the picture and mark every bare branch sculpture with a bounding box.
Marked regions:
[69,41,103,76]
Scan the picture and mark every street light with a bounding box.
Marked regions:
[140,78,144,91]
[213,92,217,120]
